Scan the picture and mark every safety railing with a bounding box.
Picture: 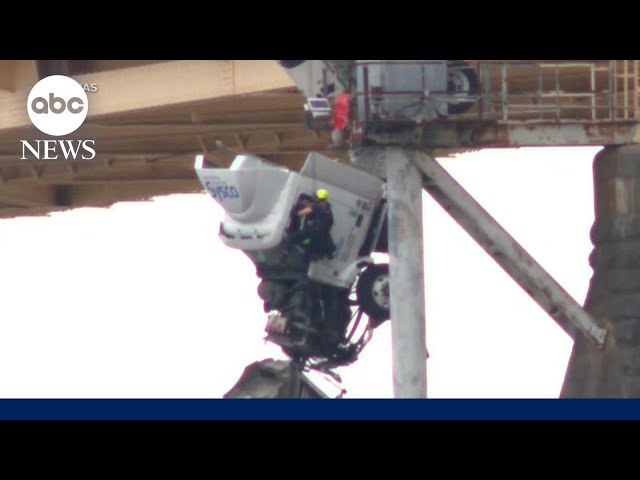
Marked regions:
[613,60,640,120]
[330,60,640,127]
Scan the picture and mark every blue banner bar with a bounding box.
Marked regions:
[1,399,640,420]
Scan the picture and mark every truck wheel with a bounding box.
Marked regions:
[356,264,390,327]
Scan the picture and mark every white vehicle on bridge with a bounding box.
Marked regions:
[195,151,390,368]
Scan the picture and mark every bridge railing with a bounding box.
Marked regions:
[332,60,640,128]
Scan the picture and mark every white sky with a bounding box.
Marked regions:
[0,146,600,398]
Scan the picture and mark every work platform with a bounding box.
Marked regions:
[0,60,637,219]
[340,60,640,147]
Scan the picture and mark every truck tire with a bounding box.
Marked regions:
[356,264,390,327]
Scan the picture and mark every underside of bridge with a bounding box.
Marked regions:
[2,59,637,220]
[0,60,339,219]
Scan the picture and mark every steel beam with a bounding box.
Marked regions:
[367,122,640,149]
[0,61,296,132]
[386,147,429,398]
[411,149,608,348]
[0,185,55,208]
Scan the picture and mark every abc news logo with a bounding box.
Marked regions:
[21,75,96,160]
[31,93,85,114]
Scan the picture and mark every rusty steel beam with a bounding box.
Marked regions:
[411,149,608,348]
[367,121,640,149]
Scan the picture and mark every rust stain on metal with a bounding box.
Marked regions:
[474,125,511,145]
[584,122,635,143]
[437,121,639,149]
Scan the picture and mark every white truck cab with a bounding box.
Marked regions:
[196,151,386,289]
[195,151,390,366]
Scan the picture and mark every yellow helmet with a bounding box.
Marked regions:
[316,189,330,200]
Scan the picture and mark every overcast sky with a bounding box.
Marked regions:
[0,146,600,398]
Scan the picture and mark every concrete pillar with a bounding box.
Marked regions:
[385,147,428,398]
[562,145,640,397]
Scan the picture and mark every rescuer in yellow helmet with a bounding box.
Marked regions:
[282,188,336,262]
[316,189,329,200]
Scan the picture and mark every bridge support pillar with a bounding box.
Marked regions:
[385,147,429,398]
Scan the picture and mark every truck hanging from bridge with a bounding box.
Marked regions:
[195,151,391,370]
